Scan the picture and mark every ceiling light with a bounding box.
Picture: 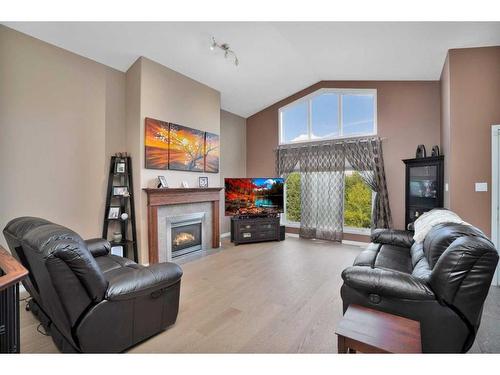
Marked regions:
[210,37,239,66]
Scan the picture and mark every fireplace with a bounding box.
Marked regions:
[166,212,205,259]
[171,222,202,257]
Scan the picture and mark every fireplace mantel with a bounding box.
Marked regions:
[144,187,223,264]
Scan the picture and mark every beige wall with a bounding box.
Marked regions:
[126,57,221,263]
[247,81,441,230]
[0,25,126,249]
[441,46,500,235]
[0,28,233,264]
[105,69,127,159]
[220,110,246,234]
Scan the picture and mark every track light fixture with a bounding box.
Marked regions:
[210,37,239,66]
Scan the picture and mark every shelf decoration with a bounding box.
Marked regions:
[102,154,138,262]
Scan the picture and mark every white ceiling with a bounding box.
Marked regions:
[3,22,500,117]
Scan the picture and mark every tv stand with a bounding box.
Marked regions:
[230,216,281,245]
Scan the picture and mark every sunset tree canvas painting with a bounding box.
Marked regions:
[145,117,169,169]
[168,123,205,171]
[204,132,220,173]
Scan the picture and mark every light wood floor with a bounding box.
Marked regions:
[20,236,362,353]
[19,236,500,353]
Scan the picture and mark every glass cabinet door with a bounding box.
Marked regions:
[409,165,438,205]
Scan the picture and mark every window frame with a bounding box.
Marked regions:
[279,88,377,145]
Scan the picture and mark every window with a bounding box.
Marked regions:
[285,172,301,223]
[283,170,373,233]
[281,101,308,143]
[279,89,376,144]
[344,170,373,232]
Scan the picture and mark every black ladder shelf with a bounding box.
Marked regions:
[102,155,138,263]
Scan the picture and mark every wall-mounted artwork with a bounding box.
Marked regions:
[145,117,220,174]
[204,132,220,173]
[168,123,205,172]
[145,118,169,169]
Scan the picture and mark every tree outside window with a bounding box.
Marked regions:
[284,170,372,229]
[344,171,372,229]
[285,172,301,223]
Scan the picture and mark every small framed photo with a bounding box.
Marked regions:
[199,176,208,188]
[108,206,120,219]
[113,186,129,196]
[157,176,168,188]
[110,245,124,257]
[115,160,126,174]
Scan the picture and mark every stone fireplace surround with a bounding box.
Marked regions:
[143,188,223,264]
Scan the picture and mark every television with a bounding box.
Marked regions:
[225,178,284,216]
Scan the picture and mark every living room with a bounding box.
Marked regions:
[1,1,500,373]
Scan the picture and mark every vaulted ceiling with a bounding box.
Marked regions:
[4,22,500,117]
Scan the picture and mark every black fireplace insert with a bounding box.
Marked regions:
[171,222,202,257]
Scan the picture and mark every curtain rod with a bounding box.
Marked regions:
[275,136,387,150]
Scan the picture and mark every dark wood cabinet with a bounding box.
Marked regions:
[403,156,444,228]
[231,217,280,245]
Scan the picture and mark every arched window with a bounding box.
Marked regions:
[279,88,377,144]
[281,88,377,234]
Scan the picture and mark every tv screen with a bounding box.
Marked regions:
[225,178,284,216]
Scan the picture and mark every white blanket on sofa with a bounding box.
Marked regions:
[413,209,469,243]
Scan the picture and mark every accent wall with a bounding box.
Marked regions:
[125,57,221,264]
[440,46,500,235]
[246,81,442,231]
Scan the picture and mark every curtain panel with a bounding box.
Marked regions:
[276,137,392,242]
[343,138,392,229]
[299,144,345,241]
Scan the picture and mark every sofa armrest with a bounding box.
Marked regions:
[371,229,414,248]
[85,238,111,257]
[105,262,183,301]
[341,266,435,300]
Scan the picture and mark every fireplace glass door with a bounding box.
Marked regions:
[171,223,202,257]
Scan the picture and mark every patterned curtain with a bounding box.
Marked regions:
[343,138,392,229]
[276,147,301,179]
[299,143,345,241]
[276,137,391,241]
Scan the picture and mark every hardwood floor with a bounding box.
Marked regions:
[18,236,500,353]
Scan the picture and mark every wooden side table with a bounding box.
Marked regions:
[0,245,29,353]
[335,304,422,354]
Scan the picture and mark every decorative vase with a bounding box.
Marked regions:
[112,231,122,243]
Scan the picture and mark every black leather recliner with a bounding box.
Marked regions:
[341,222,499,353]
[3,217,183,353]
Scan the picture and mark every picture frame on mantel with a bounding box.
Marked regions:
[199,176,208,188]
[157,176,168,188]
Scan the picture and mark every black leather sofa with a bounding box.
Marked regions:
[341,222,499,353]
[3,217,183,353]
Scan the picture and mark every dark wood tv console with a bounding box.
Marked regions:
[230,216,281,245]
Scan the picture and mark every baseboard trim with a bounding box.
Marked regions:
[342,240,368,247]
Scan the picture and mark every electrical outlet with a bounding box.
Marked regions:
[475,182,488,192]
